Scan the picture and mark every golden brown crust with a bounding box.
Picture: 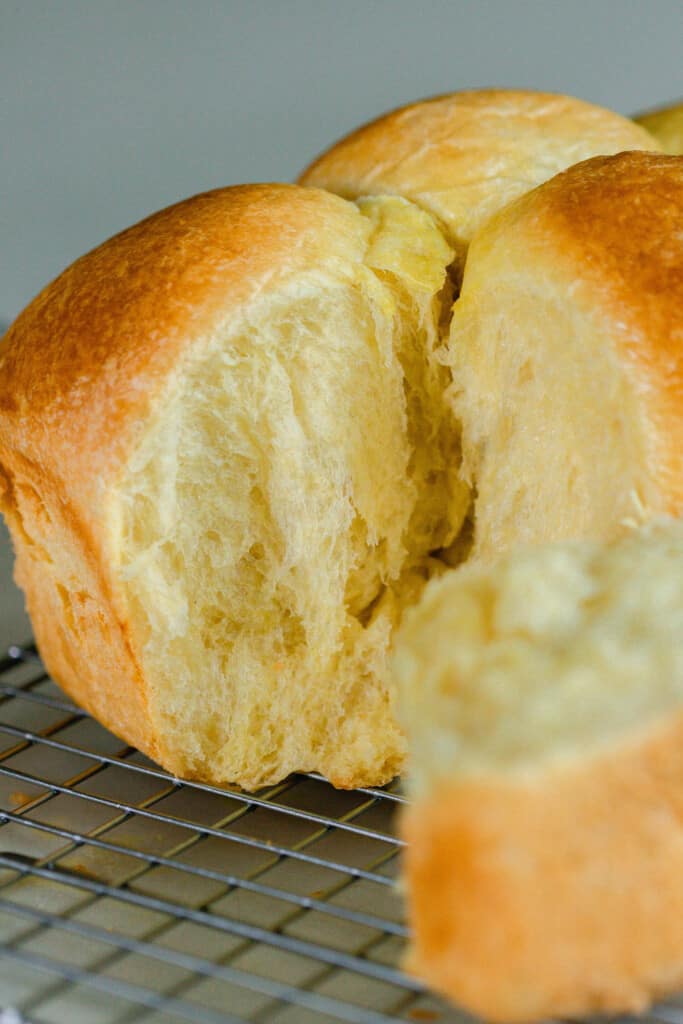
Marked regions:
[483,152,683,513]
[0,450,158,760]
[402,712,683,1021]
[635,100,683,154]
[0,184,368,542]
[300,88,661,248]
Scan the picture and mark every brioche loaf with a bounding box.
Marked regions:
[300,88,661,262]
[448,151,683,561]
[0,183,465,789]
[0,95,679,797]
[635,99,683,154]
[394,518,683,1022]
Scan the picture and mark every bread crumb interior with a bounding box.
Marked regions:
[396,521,683,795]
[115,196,467,787]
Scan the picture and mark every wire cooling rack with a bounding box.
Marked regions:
[3,645,683,1024]
[0,641,470,1024]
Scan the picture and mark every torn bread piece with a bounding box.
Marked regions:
[0,183,464,789]
[394,518,683,1022]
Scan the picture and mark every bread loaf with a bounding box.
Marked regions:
[394,518,683,1021]
[0,183,463,789]
[1,96,679,797]
[448,151,683,560]
[300,88,661,264]
[635,99,683,154]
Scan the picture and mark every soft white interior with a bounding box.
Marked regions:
[395,520,683,795]
[447,268,664,561]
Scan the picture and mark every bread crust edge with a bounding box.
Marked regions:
[402,712,683,1021]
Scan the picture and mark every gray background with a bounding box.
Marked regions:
[1,0,683,647]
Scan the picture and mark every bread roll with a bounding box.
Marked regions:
[300,89,661,263]
[635,100,683,154]
[0,183,463,789]
[449,151,683,561]
[394,518,683,1022]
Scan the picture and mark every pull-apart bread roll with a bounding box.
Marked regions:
[395,519,683,1022]
[300,88,661,259]
[0,184,463,789]
[635,100,683,154]
[449,151,683,560]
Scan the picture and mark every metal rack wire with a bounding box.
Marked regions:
[2,644,683,1024]
[0,642,467,1023]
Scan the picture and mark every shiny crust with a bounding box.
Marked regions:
[402,711,683,1021]
[635,101,683,154]
[0,184,368,538]
[473,151,683,513]
[300,89,661,247]
[0,184,380,768]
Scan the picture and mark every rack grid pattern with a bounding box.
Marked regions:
[1,643,683,1024]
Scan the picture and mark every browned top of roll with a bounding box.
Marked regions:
[300,88,661,249]
[0,183,374,526]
